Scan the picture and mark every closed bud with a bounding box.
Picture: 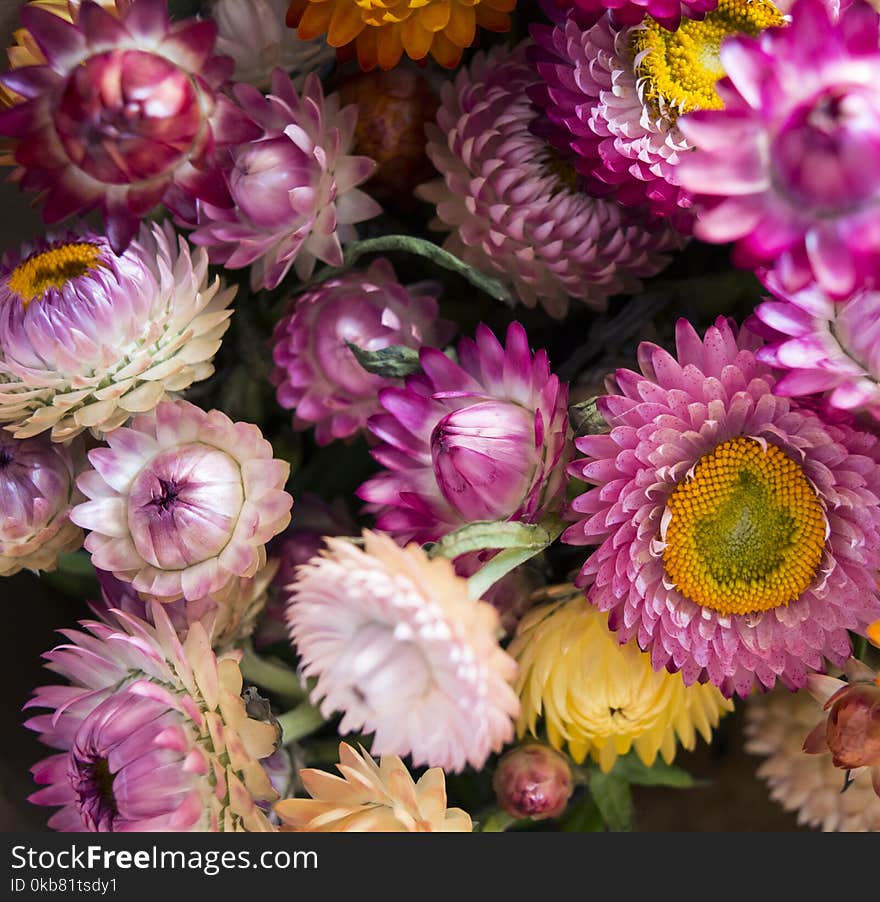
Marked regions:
[492,744,574,821]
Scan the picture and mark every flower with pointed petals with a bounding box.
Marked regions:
[0,431,83,576]
[27,603,279,831]
[71,399,292,602]
[270,259,454,445]
[529,0,784,231]
[287,531,519,772]
[564,317,880,697]
[213,0,335,90]
[803,660,880,798]
[511,595,732,771]
[358,322,570,545]
[417,43,681,318]
[275,742,472,832]
[550,0,717,29]
[0,0,259,253]
[187,70,380,291]
[750,276,880,424]
[285,0,514,71]
[0,222,235,442]
[678,0,880,297]
[746,686,880,832]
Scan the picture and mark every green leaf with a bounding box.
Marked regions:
[56,551,96,578]
[559,795,605,833]
[588,770,634,832]
[568,397,608,437]
[346,342,422,379]
[305,235,513,304]
[612,754,703,789]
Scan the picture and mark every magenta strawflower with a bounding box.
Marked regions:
[0,222,235,441]
[416,43,681,318]
[71,399,292,602]
[359,322,571,545]
[270,259,454,445]
[27,604,279,831]
[564,317,880,697]
[0,430,83,576]
[0,0,259,253]
[187,70,380,291]
[751,276,880,423]
[549,0,717,29]
[528,1,784,231]
[677,0,880,297]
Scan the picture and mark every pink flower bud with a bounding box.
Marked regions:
[492,744,574,821]
[825,682,880,770]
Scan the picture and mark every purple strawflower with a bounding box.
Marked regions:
[0,0,259,253]
[0,431,83,576]
[188,69,381,291]
[270,259,454,445]
[548,0,717,29]
[751,275,880,422]
[678,0,880,297]
[359,322,571,544]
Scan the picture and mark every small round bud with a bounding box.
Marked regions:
[492,744,574,821]
[826,682,880,770]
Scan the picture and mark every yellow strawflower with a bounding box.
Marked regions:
[510,592,733,772]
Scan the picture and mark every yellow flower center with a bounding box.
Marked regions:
[7,242,104,307]
[662,437,827,617]
[632,0,784,120]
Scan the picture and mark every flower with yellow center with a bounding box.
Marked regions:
[274,742,473,831]
[511,594,733,772]
[286,0,514,70]
[632,0,785,120]
[564,317,880,698]
[662,437,828,617]
[528,0,784,229]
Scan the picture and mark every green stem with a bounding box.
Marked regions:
[278,702,325,745]
[297,235,513,304]
[239,643,305,701]
[853,634,868,663]
[479,810,518,833]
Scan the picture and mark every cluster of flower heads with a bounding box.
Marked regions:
[2,0,880,836]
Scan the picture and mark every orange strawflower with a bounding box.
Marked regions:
[286,0,514,70]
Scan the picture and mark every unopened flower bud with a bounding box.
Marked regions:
[826,683,880,770]
[492,744,574,821]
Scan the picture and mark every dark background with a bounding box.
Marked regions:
[0,0,802,832]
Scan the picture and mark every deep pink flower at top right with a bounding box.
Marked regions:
[677,0,880,297]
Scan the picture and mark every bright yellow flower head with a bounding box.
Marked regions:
[286,0,514,71]
[510,594,733,773]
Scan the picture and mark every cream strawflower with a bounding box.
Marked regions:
[286,531,519,772]
[511,593,732,771]
[275,742,473,832]
[745,687,880,832]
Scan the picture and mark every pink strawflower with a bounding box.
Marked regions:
[564,317,880,697]
[416,43,681,319]
[27,604,279,831]
[677,0,880,297]
[0,0,259,253]
[188,70,381,291]
[529,2,787,232]
[0,430,83,575]
[359,322,571,545]
[270,259,454,445]
[287,531,519,772]
[0,222,235,442]
[549,0,717,29]
[71,399,292,602]
[751,276,880,423]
